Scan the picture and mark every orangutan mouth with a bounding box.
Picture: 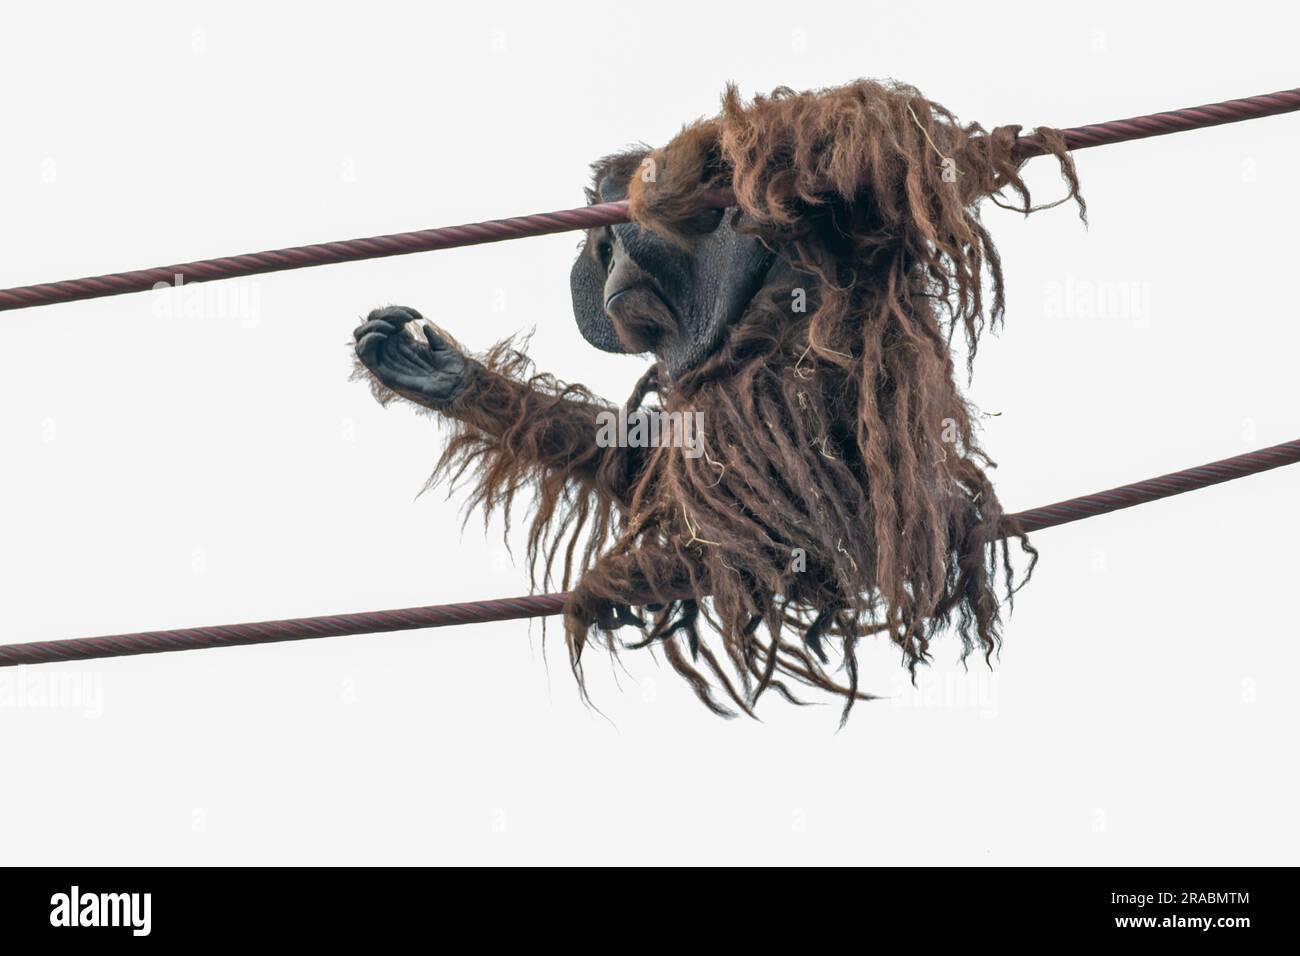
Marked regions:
[605,283,678,353]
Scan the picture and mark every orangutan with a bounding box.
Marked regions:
[353,79,1084,719]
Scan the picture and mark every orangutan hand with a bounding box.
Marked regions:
[354,306,469,408]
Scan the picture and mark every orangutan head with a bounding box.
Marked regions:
[570,157,774,380]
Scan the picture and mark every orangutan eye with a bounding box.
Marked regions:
[683,206,724,235]
[596,240,614,272]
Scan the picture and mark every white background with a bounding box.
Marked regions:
[1,0,1296,865]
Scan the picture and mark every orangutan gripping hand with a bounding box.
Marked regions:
[354,306,470,409]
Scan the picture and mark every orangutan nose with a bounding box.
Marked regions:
[602,250,675,353]
[604,252,646,311]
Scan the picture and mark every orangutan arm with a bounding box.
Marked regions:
[353,305,637,500]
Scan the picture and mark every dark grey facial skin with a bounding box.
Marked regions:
[570,174,774,382]
[354,174,776,411]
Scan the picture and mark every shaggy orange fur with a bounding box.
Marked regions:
[361,79,1084,720]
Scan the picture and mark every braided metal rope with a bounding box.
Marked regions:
[0,593,569,667]
[3,438,1297,668]
[1,88,1296,313]
[0,201,635,312]
[1017,87,1300,156]
[1006,438,1300,533]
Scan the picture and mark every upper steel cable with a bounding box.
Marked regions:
[0,88,1297,312]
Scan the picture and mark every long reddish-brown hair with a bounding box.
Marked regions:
[418,80,1084,720]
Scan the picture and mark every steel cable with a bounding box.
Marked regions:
[2,88,1296,312]
[4,438,1297,667]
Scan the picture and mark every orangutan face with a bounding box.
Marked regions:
[570,167,773,381]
